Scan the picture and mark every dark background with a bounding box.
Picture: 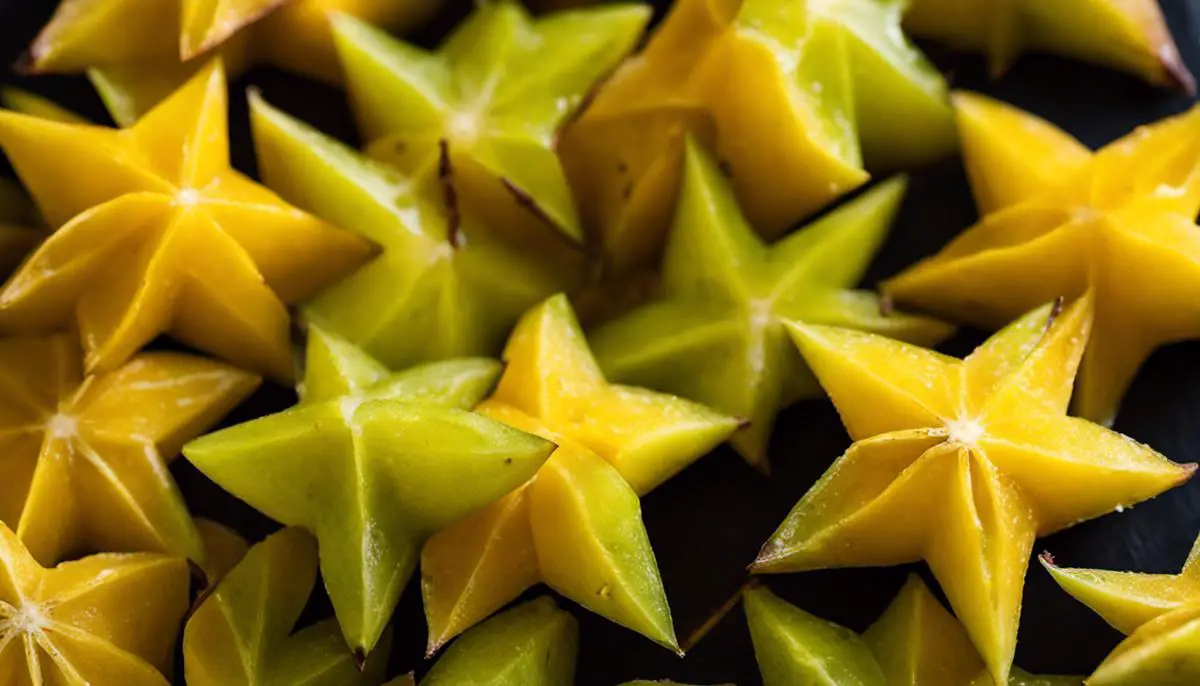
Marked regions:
[3,1,1200,683]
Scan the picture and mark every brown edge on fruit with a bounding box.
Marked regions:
[1160,47,1197,96]
[500,176,555,228]
[182,559,215,624]
[679,577,759,654]
[354,648,367,672]
[437,139,463,248]
[1038,551,1056,568]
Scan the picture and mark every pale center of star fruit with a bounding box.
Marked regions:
[7,601,50,635]
[945,416,985,448]
[447,110,483,143]
[45,413,78,439]
[175,187,202,206]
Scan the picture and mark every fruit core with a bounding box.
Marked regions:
[175,187,202,206]
[45,413,77,439]
[945,416,985,447]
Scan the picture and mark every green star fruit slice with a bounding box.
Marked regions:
[184,527,390,686]
[421,597,578,686]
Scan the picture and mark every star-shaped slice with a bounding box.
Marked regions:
[0,333,258,566]
[24,0,441,126]
[885,92,1200,425]
[753,296,1194,683]
[249,91,581,371]
[904,0,1193,90]
[0,521,189,686]
[183,324,556,656]
[184,527,389,686]
[421,294,737,653]
[745,577,1080,686]
[0,61,371,382]
[419,598,578,686]
[1042,533,1200,684]
[561,0,953,277]
[590,137,952,470]
[331,0,650,244]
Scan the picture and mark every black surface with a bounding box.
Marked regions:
[2,1,1200,684]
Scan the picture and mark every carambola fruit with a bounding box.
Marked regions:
[0,333,258,566]
[249,91,577,370]
[754,296,1193,683]
[0,60,371,382]
[885,92,1200,425]
[420,597,578,686]
[184,527,390,686]
[333,0,650,243]
[590,137,952,470]
[561,0,954,278]
[183,324,555,656]
[0,521,189,686]
[1043,532,1200,685]
[422,294,738,653]
[744,578,1081,685]
[904,0,1193,90]
[25,0,444,125]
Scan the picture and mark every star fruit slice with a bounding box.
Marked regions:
[904,0,1193,90]
[0,334,259,566]
[0,178,42,277]
[419,597,578,686]
[249,91,581,370]
[884,92,1200,425]
[421,294,736,654]
[26,0,443,126]
[0,521,189,686]
[590,137,952,469]
[755,296,1192,683]
[184,527,389,686]
[0,61,372,382]
[562,0,953,279]
[1041,532,1200,685]
[332,0,650,244]
[184,324,555,655]
[745,578,1081,686]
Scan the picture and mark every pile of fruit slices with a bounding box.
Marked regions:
[0,0,1198,684]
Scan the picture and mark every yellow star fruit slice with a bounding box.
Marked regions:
[1043,531,1200,685]
[590,137,952,469]
[562,0,953,280]
[885,92,1200,425]
[0,61,371,382]
[755,296,1193,683]
[184,324,555,656]
[184,527,389,686]
[420,597,578,686]
[332,0,650,243]
[0,334,258,567]
[25,0,442,125]
[0,521,189,686]
[422,294,738,654]
[904,0,1193,90]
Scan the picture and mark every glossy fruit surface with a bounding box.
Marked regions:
[590,138,951,469]
[0,334,258,566]
[1044,533,1200,685]
[184,527,389,686]
[0,521,189,686]
[422,294,736,654]
[184,324,553,656]
[746,577,1082,686]
[886,93,1200,425]
[420,597,578,686]
[0,61,371,382]
[250,91,578,370]
[905,0,1193,90]
[334,1,649,243]
[755,297,1192,684]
